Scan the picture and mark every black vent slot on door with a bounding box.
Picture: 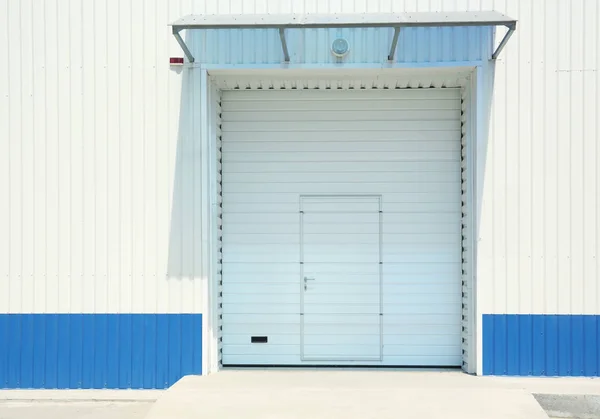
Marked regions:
[251,336,268,343]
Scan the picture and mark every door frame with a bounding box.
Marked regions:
[202,64,485,375]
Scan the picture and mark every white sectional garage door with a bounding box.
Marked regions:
[220,89,462,366]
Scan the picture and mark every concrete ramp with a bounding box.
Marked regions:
[144,370,549,419]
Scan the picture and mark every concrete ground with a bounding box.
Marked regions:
[143,370,600,419]
[0,390,161,419]
[0,400,154,419]
[2,372,599,419]
[534,394,600,419]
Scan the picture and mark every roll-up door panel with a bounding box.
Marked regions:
[221,89,461,366]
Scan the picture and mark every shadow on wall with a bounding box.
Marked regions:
[162,52,204,384]
[476,61,495,227]
[167,64,203,280]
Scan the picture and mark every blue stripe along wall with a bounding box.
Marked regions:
[483,315,600,376]
[0,314,202,389]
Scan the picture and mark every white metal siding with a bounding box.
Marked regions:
[220,89,462,366]
[0,0,208,315]
[478,0,600,317]
[5,0,596,318]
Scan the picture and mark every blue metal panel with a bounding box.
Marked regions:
[557,316,572,375]
[0,314,202,389]
[20,314,34,388]
[8,316,20,387]
[143,315,157,389]
[483,315,600,376]
[584,317,599,376]
[81,315,95,388]
[32,315,46,388]
[93,315,108,388]
[120,314,133,388]
[0,316,6,387]
[168,315,182,387]
[518,315,533,375]
[106,315,118,388]
[156,315,170,388]
[56,316,71,388]
[131,315,145,389]
[532,315,545,375]
[70,315,83,388]
[45,315,59,387]
[505,315,519,375]
[545,315,559,376]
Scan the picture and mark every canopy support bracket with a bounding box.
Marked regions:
[492,23,516,60]
[279,28,290,63]
[388,27,401,61]
[173,27,195,63]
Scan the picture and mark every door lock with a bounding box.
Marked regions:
[304,276,315,290]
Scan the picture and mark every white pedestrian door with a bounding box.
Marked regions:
[300,196,382,362]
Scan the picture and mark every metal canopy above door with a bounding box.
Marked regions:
[169,11,517,63]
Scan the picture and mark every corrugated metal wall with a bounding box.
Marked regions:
[0,0,207,388]
[1,0,599,386]
[477,0,599,317]
[0,0,208,316]
[477,0,600,375]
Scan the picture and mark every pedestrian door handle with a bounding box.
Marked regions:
[304,277,315,282]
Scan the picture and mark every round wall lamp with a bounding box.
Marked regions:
[331,38,350,58]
